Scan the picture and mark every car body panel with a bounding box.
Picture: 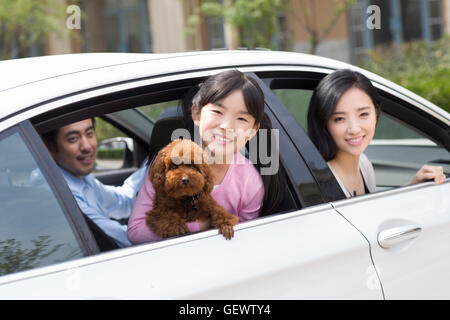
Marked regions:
[0,204,382,299]
[333,180,450,299]
[2,51,448,126]
[0,51,448,299]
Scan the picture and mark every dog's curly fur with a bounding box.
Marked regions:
[146,139,239,239]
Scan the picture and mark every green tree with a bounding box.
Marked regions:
[291,0,356,54]
[188,0,289,50]
[95,118,124,142]
[0,236,63,276]
[363,36,450,113]
[0,0,75,60]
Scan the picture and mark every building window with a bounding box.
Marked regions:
[429,0,444,40]
[0,29,46,60]
[348,1,368,63]
[206,15,225,49]
[205,0,225,49]
[104,0,151,53]
[348,0,444,63]
[401,0,423,42]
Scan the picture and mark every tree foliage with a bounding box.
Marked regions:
[190,0,357,53]
[290,0,356,54]
[189,0,289,50]
[363,36,450,113]
[0,236,63,276]
[0,0,70,60]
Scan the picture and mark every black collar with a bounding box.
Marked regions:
[183,192,201,210]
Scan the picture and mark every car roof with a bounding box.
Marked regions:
[0,50,342,91]
[0,50,448,125]
[0,52,199,92]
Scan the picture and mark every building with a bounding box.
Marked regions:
[11,0,450,64]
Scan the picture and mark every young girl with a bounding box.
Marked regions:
[307,69,446,198]
[127,70,285,244]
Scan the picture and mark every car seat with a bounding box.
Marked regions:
[147,106,187,163]
[82,214,120,252]
[146,105,297,216]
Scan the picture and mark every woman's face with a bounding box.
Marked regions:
[327,87,377,158]
[192,89,260,163]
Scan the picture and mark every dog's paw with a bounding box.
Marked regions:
[161,222,190,238]
[219,223,235,240]
[228,214,239,225]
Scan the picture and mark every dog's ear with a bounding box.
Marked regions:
[149,151,167,191]
[199,162,214,194]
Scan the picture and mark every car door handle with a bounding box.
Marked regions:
[377,225,422,249]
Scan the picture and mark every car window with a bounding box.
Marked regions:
[91,99,184,189]
[272,84,449,190]
[366,113,450,188]
[137,100,186,161]
[95,100,182,170]
[95,118,133,171]
[0,130,83,277]
[95,100,180,172]
[137,100,181,123]
[373,113,428,141]
[272,89,313,130]
[273,88,431,143]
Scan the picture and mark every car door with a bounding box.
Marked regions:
[333,180,450,299]
[0,203,382,299]
[257,68,450,299]
[0,121,98,281]
[332,88,450,299]
[0,68,382,299]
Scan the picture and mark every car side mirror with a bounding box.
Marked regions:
[96,137,134,171]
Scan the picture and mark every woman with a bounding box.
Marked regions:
[307,69,445,197]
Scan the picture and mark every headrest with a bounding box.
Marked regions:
[148,106,186,161]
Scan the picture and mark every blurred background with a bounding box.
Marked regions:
[1,0,449,113]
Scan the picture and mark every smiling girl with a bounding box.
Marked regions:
[127,70,285,243]
[307,69,445,198]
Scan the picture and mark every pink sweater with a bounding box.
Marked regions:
[127,152,264,244]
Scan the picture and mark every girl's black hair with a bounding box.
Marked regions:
[307,69,381,162]
[181,70,286,216]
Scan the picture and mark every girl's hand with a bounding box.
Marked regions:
[408,165,446,185]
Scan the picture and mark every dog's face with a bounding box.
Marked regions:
[150,139,214,198]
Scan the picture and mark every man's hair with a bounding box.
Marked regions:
[41,118,96,152]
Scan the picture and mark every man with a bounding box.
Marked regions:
[41,118,147,247]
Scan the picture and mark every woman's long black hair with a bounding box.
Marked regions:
[181,70,286,216]
[307,69,381,161]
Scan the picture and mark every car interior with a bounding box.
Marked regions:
[28,71,449,253]
[31,79,299,252]
[263,71,450,190]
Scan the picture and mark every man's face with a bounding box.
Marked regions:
[49,119,98,178]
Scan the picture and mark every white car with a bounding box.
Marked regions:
[0,51,448,299]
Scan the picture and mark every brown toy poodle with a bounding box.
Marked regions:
[146,139,239,239]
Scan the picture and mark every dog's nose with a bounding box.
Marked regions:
[182,177,190,185]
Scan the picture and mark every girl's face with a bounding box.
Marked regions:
[327,87,377,159]
[192,89,260,162]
